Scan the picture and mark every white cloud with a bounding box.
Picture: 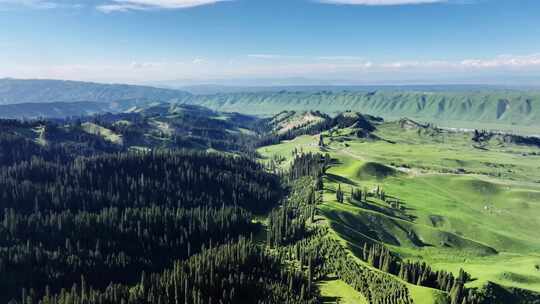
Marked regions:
[317,0,446,5]
[192,57,207,64]
[97,0,228,12]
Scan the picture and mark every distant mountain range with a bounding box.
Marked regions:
[181,90,540,131]
[1,78,539,134]
[176,84,534,95]
[0,78,190,105]
[0,99,167,119]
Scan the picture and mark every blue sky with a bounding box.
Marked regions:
[1,0,539,85]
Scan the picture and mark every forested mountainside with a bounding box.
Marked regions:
[0,101,149,119]
[0,79,190,105]
[0,104,262,164]
[180,90,540,129]
[0,101,112,118]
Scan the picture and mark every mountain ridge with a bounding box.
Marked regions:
[0,78,190,105]
[179,90,540,131]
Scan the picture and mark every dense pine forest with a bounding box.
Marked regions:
[0,149,283,302]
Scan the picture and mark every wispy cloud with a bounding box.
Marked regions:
[244,53,540,71]
[4,53,540,83]
[459,54,540,68]
[316,56,365,61]
[248,54,367,61]
[247,54,310,60]
[317,0,446,5]
[379,54,540,69]
[248,54,287,59]
[97,0,229,12]
[0,0,230,11]
[0,0,81,10]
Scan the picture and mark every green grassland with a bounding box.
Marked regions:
[258,120,540,303]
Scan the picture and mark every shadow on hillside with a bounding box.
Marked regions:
[317,277,346,304]
[327,157,343,166]
[326,173,358,186]
[360,200,417,222]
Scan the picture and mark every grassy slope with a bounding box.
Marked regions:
[81,122,123,145]
[317,278,369,304]
[258,135,447,304]
[257,122,540,303]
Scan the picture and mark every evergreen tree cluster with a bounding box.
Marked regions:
[29,238,319,304]
[288,152,329,181]
[0,121,116,167]
[79,105,268,154]
[358,243,482,304]
[0,151,282,214]
[350,187,364,202]
[292,233,413,304]
[268,152,325,247]
[267,177,319,247]
[0,206,253,303]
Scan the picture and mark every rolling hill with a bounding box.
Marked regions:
[0,103,262,166]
